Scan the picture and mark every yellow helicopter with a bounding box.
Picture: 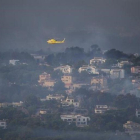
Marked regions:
[47,38,65,44]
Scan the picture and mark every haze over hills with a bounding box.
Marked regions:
[0,0,140,53]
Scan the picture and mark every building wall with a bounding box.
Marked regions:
[43,81,55,87]
[61,76,72,88]
[91,77,107,88]
[39,73,51,82]
[131,66,140,74]
[60,115,90,127]
[46,94,64,100]
[110,69,125,79]
[62,97,80,107]
[0,120,7,129]
[136,109,140,118]
[90,57,106,65]
[9,60,19,65]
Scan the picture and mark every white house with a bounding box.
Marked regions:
[0,120,7,129]
[90,57,106,65]
[78,65,89,73]
[9,60,20,65]
[78,65,99,74]
[101,69,125,79]
[100,69,111,74]
[60,114,90,127]
[61,97,80,108]
[136,109,140,118]
[123,121,140,135]
[95,105,117,114]
[95,105,108,114]
[31,54,46,62]
[118,61,132,68]
[46,94,65,101]
[110,69,125,79]
[12,101,23,107]
[54,65,72,74]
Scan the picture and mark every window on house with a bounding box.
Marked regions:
[81,122,86,124]
[0,123,5,125]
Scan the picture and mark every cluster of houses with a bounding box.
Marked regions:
[39,95,88,127]
[0,101,23,108]
[4,55,140,132]
[37,56,140,95]
[36,57,140,129]
[37,57,128,93]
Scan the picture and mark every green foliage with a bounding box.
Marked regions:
[114,94,140,109]
[108,79,134,95]
[45,47,86,66]
[101,59,117,68]
[53,80,66,92]
[104,49,128,59]
[51,70,63,80]
[42,100,61,110]
[73,60,87,69]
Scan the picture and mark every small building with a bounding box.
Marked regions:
[134,53,139,57]
[71,83,90,91]
[12,101,23,107]
[36,109,52,115]
[136,109,140,118]
[0,102,11,108]
[38,72,51,85]
[54,65,72,74]
[90,57,106,65]
[100,69,125,79]
[46,94,65,101]
[39,109,47,115]
[31,54,46,62]
[60,114,90,127]
[42,80,56,88]
[78,65,99,74]
[38,72,56,88]
[95,105,117,114]
[0,120,7,129]
[131,66,140,74]
[78,65,89,73]
[95,105,108,114]
[132,79,140,84]
[91,77,107,89]
[118,61,132,68]
[123,121,140,135]
[9,60,20,65]
[110,69,125,79]
[61,75,72,88]
[100,69,111,74]
[61,97,80,108]
[0,101,23,108]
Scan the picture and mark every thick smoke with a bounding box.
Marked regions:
[0,0,140,53]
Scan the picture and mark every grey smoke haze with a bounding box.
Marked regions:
[0,0,140,53]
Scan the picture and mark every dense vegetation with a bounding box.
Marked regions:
[0,47,140,139]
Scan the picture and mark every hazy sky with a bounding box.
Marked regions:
[0,0,140,53]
